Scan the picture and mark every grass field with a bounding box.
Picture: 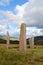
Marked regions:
[0,44,43,65]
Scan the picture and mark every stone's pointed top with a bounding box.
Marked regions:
[21,23,26,25]
[7,31,9,35]
[32,35,34,38]
[21,23,26,28]
[7,31,9,33]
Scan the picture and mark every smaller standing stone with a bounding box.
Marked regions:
[6,31,10,49]
[29,36,34,48]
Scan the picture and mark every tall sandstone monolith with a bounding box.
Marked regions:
[29,36,34,48]
[6,31,10,49]
[19,23,26,52]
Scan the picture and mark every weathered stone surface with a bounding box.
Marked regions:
[6,31,10,49]
[29,36,34,48]
[19,23,26,52]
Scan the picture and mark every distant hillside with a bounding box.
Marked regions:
[0,35,19,41]
[0,35,43,42]
[0,35,19,44]
[27,36,43,42]
[34,36,43,42]
[27,36,43,45]
[0,35,43,45]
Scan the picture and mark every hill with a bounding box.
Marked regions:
[0,35,19,44]
[27,36,43,45]
[0,35,43,45]
[0,35,19,41]
[27,36,43,42]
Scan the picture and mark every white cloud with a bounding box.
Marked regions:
[14,0,43,27]
[0,24,43,38]
[0,24,20,37]
[0,24,7,35]
[0,0,43,37]
[26,27,43,38]
[0,25,5,29]
[23,0,43,27]
[0,0,11,6]
[6,26,43,38]
[0,0,43,27]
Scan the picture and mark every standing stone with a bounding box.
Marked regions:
[29,36,34,48]
[19,23,26,52]
[6,31,10,49]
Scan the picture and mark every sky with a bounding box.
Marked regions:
[0,0,43,38]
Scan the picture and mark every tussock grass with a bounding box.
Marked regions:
[0,44,43,65]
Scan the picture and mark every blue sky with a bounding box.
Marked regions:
[0,0,43,38]
[0,0,28,11]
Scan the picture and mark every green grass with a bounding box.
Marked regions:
[0,44,43,65]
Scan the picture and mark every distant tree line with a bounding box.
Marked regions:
[0,39,43,45]
[0,39,19,44]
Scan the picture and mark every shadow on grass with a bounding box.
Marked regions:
[27,46,35,48]
[9,46,19,49]
[27,46,30,48]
